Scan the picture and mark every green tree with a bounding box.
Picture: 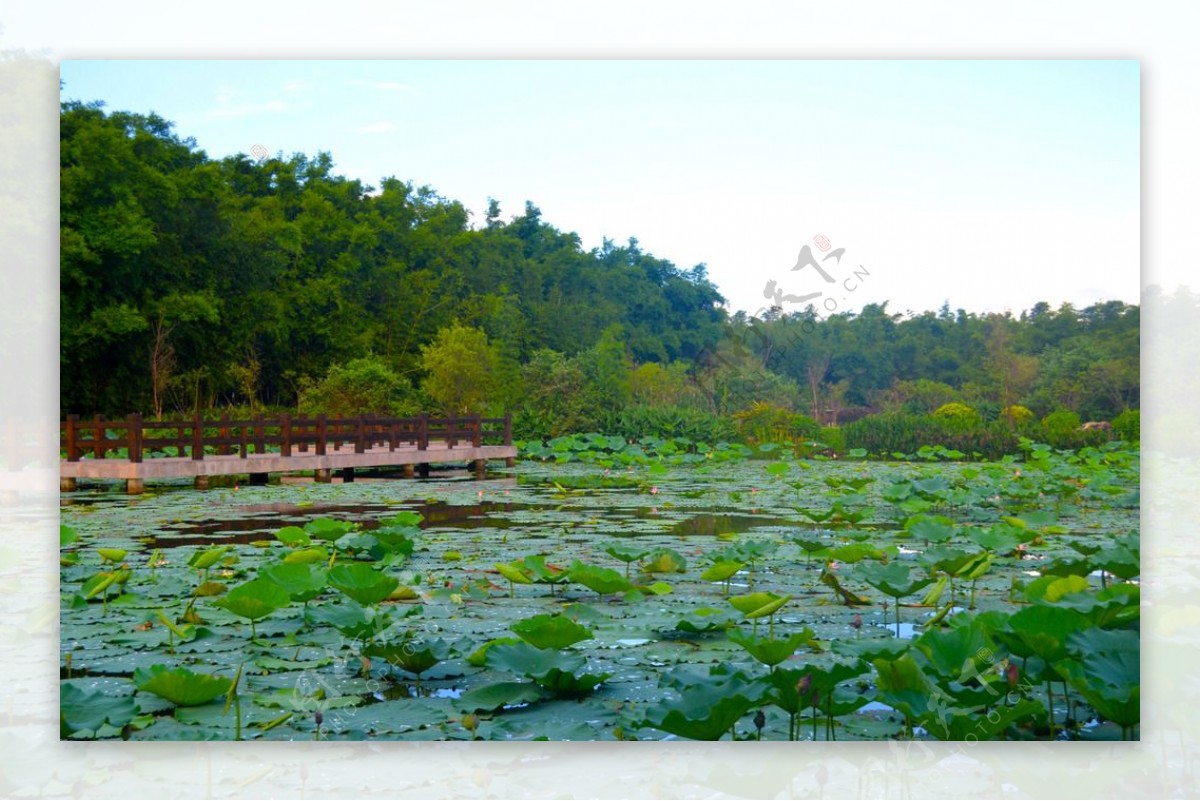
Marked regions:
[420,324,499,414]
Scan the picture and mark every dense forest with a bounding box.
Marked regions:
[60,101,1140,446]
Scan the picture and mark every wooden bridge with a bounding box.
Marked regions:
[60,413,516,493]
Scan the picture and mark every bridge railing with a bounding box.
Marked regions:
[60,413,513,463]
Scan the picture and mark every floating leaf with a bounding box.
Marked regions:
[61,683,137,736]
[458,682,544,712]
[700,560,744,583]
[97,548,127,563]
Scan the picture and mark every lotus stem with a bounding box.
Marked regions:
[1046,681,1055,740]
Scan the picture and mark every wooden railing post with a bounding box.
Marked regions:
[93,414,105,459]
[446,416,457,449]
[418,413,428,451]
[281,413,292,457]
[65,414,80,461]
[355,416,366,454]
[389,417,398,452]
[219,414,230,456]
[503,413,513,446]
[316,415,327,456]
[191,414,204,460]
[127,413,143,463]
[473,412,482,447]
[254,415,265,454]
[239,419,249,458]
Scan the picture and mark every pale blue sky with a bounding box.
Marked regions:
[60,60,1139,316]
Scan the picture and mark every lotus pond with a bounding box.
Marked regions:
[59,439,1140,742]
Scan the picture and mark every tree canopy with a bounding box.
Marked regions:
[60,100,1139,430]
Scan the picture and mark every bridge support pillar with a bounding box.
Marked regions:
[194,475,209,490]
[402,464,415,478]
[126,478,145,495]
[417,463,430,478]
[472,459,487,475]
[314,469,332,484]
[61,477,77,493]
[340,468,355,483]
[505,457,516,468]
[249,473,269,486]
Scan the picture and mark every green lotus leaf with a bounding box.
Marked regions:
[1023,574,1090,604]
[60,682,137,736]
[365,636,448,678]
[855,562,935,599]
[603,543,649,564]
[521,554,570,584]
[260,562,327,603]
[640,667,759,741]
[60,525,78,547]
[308,599,393,640]
[273,526,311,547]
[495,561,533,585]
[97,548,127,563]
[187,545,231,571]
[700,560,744,583]
[327,563,399,606]
[913,617,996,681]
[640,548,687,575]
[466,637,523,667]
[212,578,291,621]
[907,513,955,544]
[192,580,227,597]
[305,518,355,542]
[282,546,329,565]
[134,664,233,707]
[728,629,817,667]
[510,614,593,650]
[486,641,584,680]
[673,607,738,634]
[458,681,544,712]
[729,591,791,620]
[568,561,633,596]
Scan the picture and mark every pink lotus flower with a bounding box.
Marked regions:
[650,486,659,495]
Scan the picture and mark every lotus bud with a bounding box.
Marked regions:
[1005,662,1019,688]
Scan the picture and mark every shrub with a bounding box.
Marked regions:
[817,426,846,454]
[732,402,821,446]
[1112,409,1140,442]
[298,356,417,417]
[932,402,980,426]
[598,405,736,444]
[843,413,1021,460]
[1001,405,1035,424]
[1041,410,1082,437]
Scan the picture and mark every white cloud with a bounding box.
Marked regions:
[373,81,417,92]
[355,120,397,134]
